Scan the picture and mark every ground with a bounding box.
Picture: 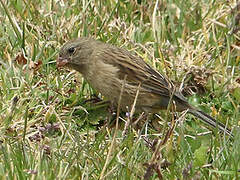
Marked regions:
[0,0,240,179]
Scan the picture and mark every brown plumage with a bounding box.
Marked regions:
[57,37,232,137]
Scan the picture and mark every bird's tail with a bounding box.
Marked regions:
[188,109,233,137]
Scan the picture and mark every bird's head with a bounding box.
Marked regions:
[57,37,95,71]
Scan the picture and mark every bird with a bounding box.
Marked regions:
[57,37,232,137]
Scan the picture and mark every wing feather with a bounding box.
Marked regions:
[97,46,174,97]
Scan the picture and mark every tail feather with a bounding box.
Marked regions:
[188,109,233,137]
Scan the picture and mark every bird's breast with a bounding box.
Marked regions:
[86,59,121,99]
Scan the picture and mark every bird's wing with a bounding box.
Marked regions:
[96,46,175,98]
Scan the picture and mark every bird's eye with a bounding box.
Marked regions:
[68,47,75,54]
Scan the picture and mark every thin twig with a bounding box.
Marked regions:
[99,76,127,180]
[122,83,141,137]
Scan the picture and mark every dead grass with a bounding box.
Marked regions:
[0,0,239,179]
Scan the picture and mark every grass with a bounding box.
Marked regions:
[0,0,240,179]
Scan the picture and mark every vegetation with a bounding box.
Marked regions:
[0,0,239,179]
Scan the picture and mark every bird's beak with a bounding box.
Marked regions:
[56,57,69,67]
